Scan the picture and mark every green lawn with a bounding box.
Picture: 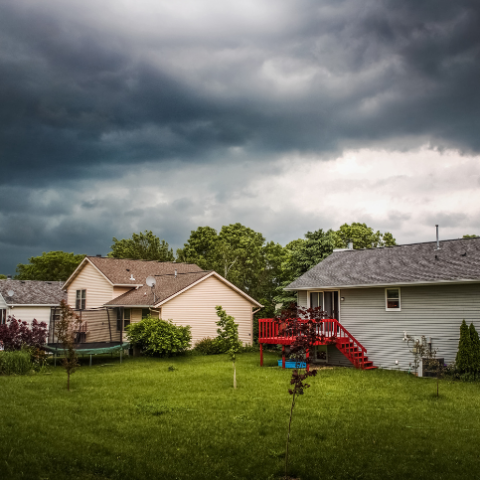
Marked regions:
[1,352,480,480]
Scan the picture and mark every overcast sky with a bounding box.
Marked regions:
[1,0,480,274]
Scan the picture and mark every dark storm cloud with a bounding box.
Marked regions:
[1,0,480,272]
[1,0,479,187]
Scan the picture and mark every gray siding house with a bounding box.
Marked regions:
[285,237,480,371]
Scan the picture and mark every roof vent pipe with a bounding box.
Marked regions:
[174,269,177,278]
[348,241,353,250]
[436,225,440,250]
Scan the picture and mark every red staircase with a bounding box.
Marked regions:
[258,318,377,370]
[336,336,377,370]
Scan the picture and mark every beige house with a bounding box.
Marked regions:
[63,256,262,345]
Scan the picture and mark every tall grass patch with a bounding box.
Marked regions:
[0,349,32,375]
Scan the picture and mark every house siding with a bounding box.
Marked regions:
[335,283,480,371]
[67,262,113,309]
[8,306,53,328]
[161,276,254,346]
[297,290,307,309]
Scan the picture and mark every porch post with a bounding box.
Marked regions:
[282,345,285,369]
[306,348,310,373]
[260,343,263,366]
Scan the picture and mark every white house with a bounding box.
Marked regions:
[0,279,66,329]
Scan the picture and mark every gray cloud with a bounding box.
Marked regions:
[1,0,480,272]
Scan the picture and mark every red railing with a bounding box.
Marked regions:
[258,318,368,366]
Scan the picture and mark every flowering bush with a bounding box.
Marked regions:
[0,317,48,351]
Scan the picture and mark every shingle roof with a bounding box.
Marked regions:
[286,237,480,289]
[105,270,212,306]
[0,280,66,305]
[82,256,204,286]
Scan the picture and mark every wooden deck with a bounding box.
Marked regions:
[258,318,377,370]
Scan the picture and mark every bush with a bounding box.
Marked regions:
[0,349,33,375]
[194,337,227,355]
[126,316,191,357]
[0,317,48,351]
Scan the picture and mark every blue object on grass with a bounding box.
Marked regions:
[277,360,306,368]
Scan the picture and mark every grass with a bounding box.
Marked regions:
[0,349,33,375]
[1,352,480,480]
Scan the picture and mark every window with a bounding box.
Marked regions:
[76,290,86,310]
[142,308,150,319]
[117,308,131,331]
[0,309,6,324]
[309,292,323,309]
[385,288,401,311]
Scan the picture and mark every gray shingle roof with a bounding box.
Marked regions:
[286,237,480,290]
[0,280,66,305]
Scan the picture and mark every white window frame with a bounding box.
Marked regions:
[385,287,401,312]
[76,289,86,310]
[306,290,341,320]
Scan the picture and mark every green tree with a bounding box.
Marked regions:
[177,224,286,304]
[109,231,174,261]
[463,234,477,239]
[15,251,86,281]
[272,230,336,312]
[335,222,396,249]
[0,274,6,280]
[469,323,480,377]
[215,306,242,389]
[456,320,472,375]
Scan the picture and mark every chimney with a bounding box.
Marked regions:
[96,254,102,257]
[174,269,177,278]
[436,225,440,250]
[347,241,353,250]
[7,275,12,280]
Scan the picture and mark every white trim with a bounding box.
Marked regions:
[6,304,61,307]
[107,304,152,308]
[286,278,480,290]
[113,284,143,288]
[385,287,401,312]
[154,271,263,308]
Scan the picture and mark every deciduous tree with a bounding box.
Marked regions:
[56,300,82,391]
[109,230,174,261]
[215,306,242,389]
[335,222,396,249]
[15,251,85,281]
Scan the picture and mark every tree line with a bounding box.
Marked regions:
[6,222,397,315]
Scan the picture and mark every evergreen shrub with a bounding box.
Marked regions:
[455,320,480,380]
[126,316,191,357]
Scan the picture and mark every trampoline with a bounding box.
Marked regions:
[46,307,131,365]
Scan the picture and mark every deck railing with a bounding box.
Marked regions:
[258,318,367,358]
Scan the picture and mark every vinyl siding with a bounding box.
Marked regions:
[67,262,113,308]
[297,290,307,308]
[0,294,7,309]
[336,283,480,371]
[113,287,132,299]
[161,276,254,346]
[8,306,52,328]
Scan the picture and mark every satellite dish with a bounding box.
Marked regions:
[7,290,14,297]
[146,276,156,287]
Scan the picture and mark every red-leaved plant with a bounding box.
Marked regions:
[274,303,337,478]
[0,316,48,350]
